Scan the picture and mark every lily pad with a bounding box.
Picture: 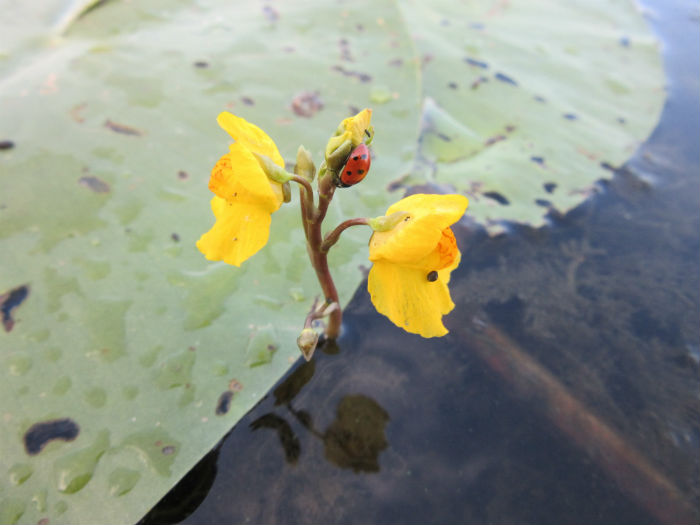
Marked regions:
[395,0,665,233]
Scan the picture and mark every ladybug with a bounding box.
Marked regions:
[335,143,371,187]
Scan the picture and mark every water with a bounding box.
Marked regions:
[142,1,699,523]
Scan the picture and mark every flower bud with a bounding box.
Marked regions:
[367,210,410,232]
[253,152,293,184]
[297,328,320,361]
[294,145,316,182]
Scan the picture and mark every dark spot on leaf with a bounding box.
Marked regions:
[617,117,626,124]
[464,57,488,69]
[241,96,255,106]
[215,391,234,416]
[162,445,176,455]
[356,24,365,32]
[105,120,143,136]
[600,161,616,172]
[619,36,630,47]
[543,182,557,193]
[494,72,518,86]
[262,5,279,22]
[193,61,209,68]
[177,170,189,180]
[24,418,80,455]
[483,191,510,205]
[1,284,29,332]
[388,58,403,67]
[534,95,547,103]
[448,82,458,89]
[331,65,372,83]
[79,176,110,193]
[171,233,180,242]
[427,271,438,282]
[291,91,323,118]
[485,135,506,146]
[530,156,545,165]
[267,344,277,352]
[535,198,552,207]
[469,22,485,30]
[437,133,452,142]
[504,125,516,133]
[563,113,578,120]
[339,38,353,62]
[0,140,15,150]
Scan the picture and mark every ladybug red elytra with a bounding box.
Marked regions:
[336,143,371,188]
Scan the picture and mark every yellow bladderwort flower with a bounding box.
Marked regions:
[196,112,285,266]
[325,108,372,159]
[367,194,469,337]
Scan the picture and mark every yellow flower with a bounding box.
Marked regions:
[367,194,468,337]
[325,108,372,158]
[196,112,285,266]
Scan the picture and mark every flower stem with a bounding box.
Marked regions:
[321,218,369,253]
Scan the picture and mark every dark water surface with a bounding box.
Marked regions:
[142,1,699,523]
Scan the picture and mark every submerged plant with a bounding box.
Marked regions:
[197,109,468,359]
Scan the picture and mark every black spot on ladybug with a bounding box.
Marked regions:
[24,418,80,455]
[357,169,365,175]
[427,271,438,282]
[346,171,352,175]
[352,155,360,161]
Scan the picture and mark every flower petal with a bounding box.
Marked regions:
[369,194,468,264]
[208,145,283,212]
[368,260,455,337]
[344,108,372,145]
[196,196,272,266]
[217,112,284,166]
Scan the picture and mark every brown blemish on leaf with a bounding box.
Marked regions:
[291,91,324,118]
[104,120,143,136]
[0,140,15,150]
[70,103,87,123]
[241,96,255,106]
[79,176,110,193]
[177,170,189,180]
[228,379,243,392]
[1,284,29,332]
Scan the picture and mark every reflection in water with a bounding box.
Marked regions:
[251,343,391,472]
[323,395,389,473]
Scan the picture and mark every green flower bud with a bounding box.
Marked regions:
[367,210,410,232]
[253,152,294,183]
[294,145,316,182]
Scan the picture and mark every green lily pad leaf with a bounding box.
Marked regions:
[395,0,665,233]
[0,0,420,524]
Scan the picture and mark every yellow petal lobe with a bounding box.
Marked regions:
[368,261,455,337]
[216,112,284,166]
[196,196,273,266]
